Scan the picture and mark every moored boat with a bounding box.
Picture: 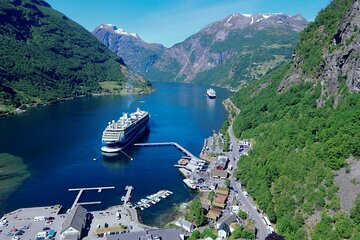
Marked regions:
[101,108,149,153]
[206,88,216,99]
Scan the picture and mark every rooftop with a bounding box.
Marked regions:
[176,218,193,229]
[60,205,87,234]
[215,187,229,196]
[210,169,228,178]
[106,228,184,240]
[214,194,227,204]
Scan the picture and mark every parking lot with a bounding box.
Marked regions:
[0,205,65,240]
[86,205,149,239]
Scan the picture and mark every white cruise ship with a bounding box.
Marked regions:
[206,88,216,99]
[101,108,149,153]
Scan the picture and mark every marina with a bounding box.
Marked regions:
[135,190,173,211]
[68,186,115,210]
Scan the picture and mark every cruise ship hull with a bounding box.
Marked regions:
[101,116,149,153]
[207,94,216,99]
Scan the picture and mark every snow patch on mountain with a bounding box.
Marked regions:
[99,24,139,38]
[114,28,138,38]
[226,15,233,23]
[241,13,252,18]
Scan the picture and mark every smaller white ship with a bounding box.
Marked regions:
[206,88,216,99]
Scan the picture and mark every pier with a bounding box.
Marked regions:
[68,186,115,209]
[134,190,173,210]
[122,185,134,205]
[133,142,199,160]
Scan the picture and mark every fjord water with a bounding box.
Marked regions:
[0,82,230,226]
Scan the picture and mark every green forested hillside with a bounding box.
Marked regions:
[231,0,360,239]
[0,0,150,114]
[192,27,298,87]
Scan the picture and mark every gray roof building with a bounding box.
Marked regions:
[60,205,88,234]
[190,172,205,183]
[176,218,194,232]
[210,169,228,178]
[219,222,230,234]
[222,214,238,226]
[106,228,184,240]
[216,156,228,170]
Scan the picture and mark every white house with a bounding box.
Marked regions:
[60,205,87,240]
[217,222,230,239]
[175,218,195,233]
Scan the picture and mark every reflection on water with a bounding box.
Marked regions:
[206,98,216,110]
[101,154,132,170]
[101,128,151,169]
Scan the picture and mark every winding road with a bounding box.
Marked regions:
[226,119,270,240]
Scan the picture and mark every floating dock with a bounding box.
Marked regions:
[134,190,173,210]
[68,186,115,209]
[133,142,200,161]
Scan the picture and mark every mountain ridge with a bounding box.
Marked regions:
[230,0,360,238]
[92,23,166,78]
[0,0,151,115]
[93,13,307,88]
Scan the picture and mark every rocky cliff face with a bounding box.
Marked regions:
[278,0,359,102]
[322,0,360,94]
[230,1,360,238]
[93,14,307,88]
[92,24,165,75]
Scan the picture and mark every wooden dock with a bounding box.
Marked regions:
[133,142,199,160]
[68,186,115,209]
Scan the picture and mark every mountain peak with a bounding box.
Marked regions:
[201,12,307,38]
[239,13,284,18]
[97,24,139,38]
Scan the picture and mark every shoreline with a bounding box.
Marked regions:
[0,87,155,118]
[160,98,236,227]
[0,85,231,236]
[148,79,239,93]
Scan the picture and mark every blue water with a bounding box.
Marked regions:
[0,82,230,226]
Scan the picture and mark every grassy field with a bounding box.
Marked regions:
[95,225,127,234]
[0,153,30,210]
[99,81,124,94]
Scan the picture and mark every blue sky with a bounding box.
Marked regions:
[47,0,331,47]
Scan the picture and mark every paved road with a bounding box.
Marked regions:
[227,124,270,240]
